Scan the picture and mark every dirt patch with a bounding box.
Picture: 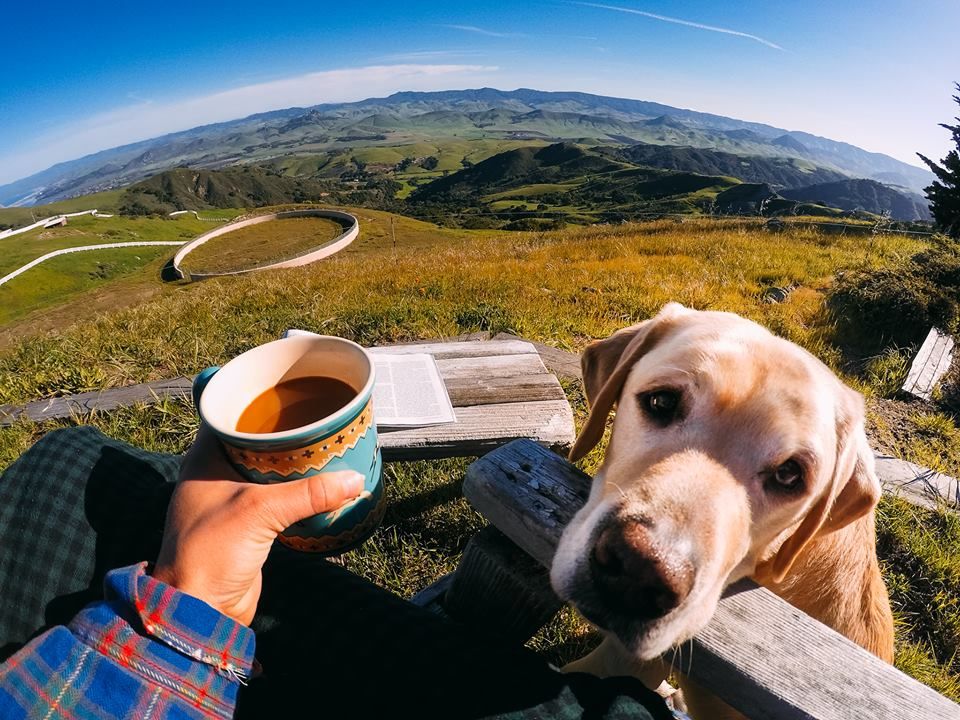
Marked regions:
[37,228,86,240]
[866,396,933,456]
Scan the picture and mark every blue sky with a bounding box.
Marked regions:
[1,0,958,185]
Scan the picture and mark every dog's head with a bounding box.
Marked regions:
[550,303,880,660]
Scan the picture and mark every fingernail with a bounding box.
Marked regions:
[342,471,365,496]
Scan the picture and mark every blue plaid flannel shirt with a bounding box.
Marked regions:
[0,563,255,719]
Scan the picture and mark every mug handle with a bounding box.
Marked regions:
[192,366,220,410]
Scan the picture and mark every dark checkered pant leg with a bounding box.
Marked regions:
[0,426,179,657]
[0,427,670,720]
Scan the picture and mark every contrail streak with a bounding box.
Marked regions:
[571,2,784,50]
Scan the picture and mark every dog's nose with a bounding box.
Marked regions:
[590,519,694,621]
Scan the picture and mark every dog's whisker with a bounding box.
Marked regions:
[655,365,695,378]
[606,480,628,500]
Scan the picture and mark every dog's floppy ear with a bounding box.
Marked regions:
[767,390,880,583]
[570,302,688,462]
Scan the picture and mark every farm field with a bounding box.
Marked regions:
[0,212,958,697]
[0,214,206,276]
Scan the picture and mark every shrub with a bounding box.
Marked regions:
[828,239,960,351]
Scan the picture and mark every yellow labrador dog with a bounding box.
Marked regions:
[551,303,894,718]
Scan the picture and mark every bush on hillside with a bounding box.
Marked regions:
[829,239,960,350]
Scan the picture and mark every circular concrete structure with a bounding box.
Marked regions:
[173,208,359,281]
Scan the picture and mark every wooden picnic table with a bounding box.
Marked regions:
[370,339,574,460]
[0,338,577,463]
[425,440,960,720]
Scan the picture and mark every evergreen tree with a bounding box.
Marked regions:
[918,83,960,238]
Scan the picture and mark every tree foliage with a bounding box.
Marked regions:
[918,82,960,238]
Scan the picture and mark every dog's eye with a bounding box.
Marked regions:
[639,389,681,425]
[769,459,804,491]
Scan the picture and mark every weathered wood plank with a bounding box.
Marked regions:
[493,332,583,381]
[903,327,955,400]
[433,353,547,380]
[675,578,960,720]
[0,365,562,427]
[0,340,548,427]
[463,438,588,566]
[876,454,960,511]
[371,339,537,359]
[380,400,575,460]
[464,439,960,720]
[443,373,566,407]
[0,377,194,425]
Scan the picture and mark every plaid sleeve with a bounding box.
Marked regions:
[0,563,255,719]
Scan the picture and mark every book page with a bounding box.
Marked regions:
[369,353,456,428]
[282,329,455,428]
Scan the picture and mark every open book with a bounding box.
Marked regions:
[282,330,456,428]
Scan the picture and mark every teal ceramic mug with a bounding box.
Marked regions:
[192,335,384,554]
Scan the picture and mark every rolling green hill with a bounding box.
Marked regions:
[616,144,846,189]
[781,179,932,221]
[118,166,398,215]
[1,88,934,207]
[409,143,627,203]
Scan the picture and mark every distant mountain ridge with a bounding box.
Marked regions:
[0,87,934,206]
[781,179,932,221]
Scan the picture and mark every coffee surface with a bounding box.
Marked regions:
[236,376,357,433]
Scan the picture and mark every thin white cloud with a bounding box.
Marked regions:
[571,2,784,51]
[375,49,489,62]
[441,24,527,39]
[0,63,499,185]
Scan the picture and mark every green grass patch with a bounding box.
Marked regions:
[0,246,173,326]
[877,496,960,700]
[484,182,583,201]
[0,190,125,230]
[0,218,920,405]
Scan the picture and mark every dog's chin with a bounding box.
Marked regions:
[565,591,689,662]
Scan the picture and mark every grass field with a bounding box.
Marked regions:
[0,189,126,230]
[180,216,345,274]
[0,213,217,325]
[0,213,957,698]
[0,214,206,276]
[0,246,173,326]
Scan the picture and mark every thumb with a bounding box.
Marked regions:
[257,471,366,532]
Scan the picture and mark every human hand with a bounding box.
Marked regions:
[152,425,364,625]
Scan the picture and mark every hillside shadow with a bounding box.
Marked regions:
[160,256,183,282]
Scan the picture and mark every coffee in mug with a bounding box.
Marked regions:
[192,335,384,554]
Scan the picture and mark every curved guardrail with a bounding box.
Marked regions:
[172,208,359,281]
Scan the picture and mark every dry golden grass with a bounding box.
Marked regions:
[0,216,922,405]
[180,215,344,274]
